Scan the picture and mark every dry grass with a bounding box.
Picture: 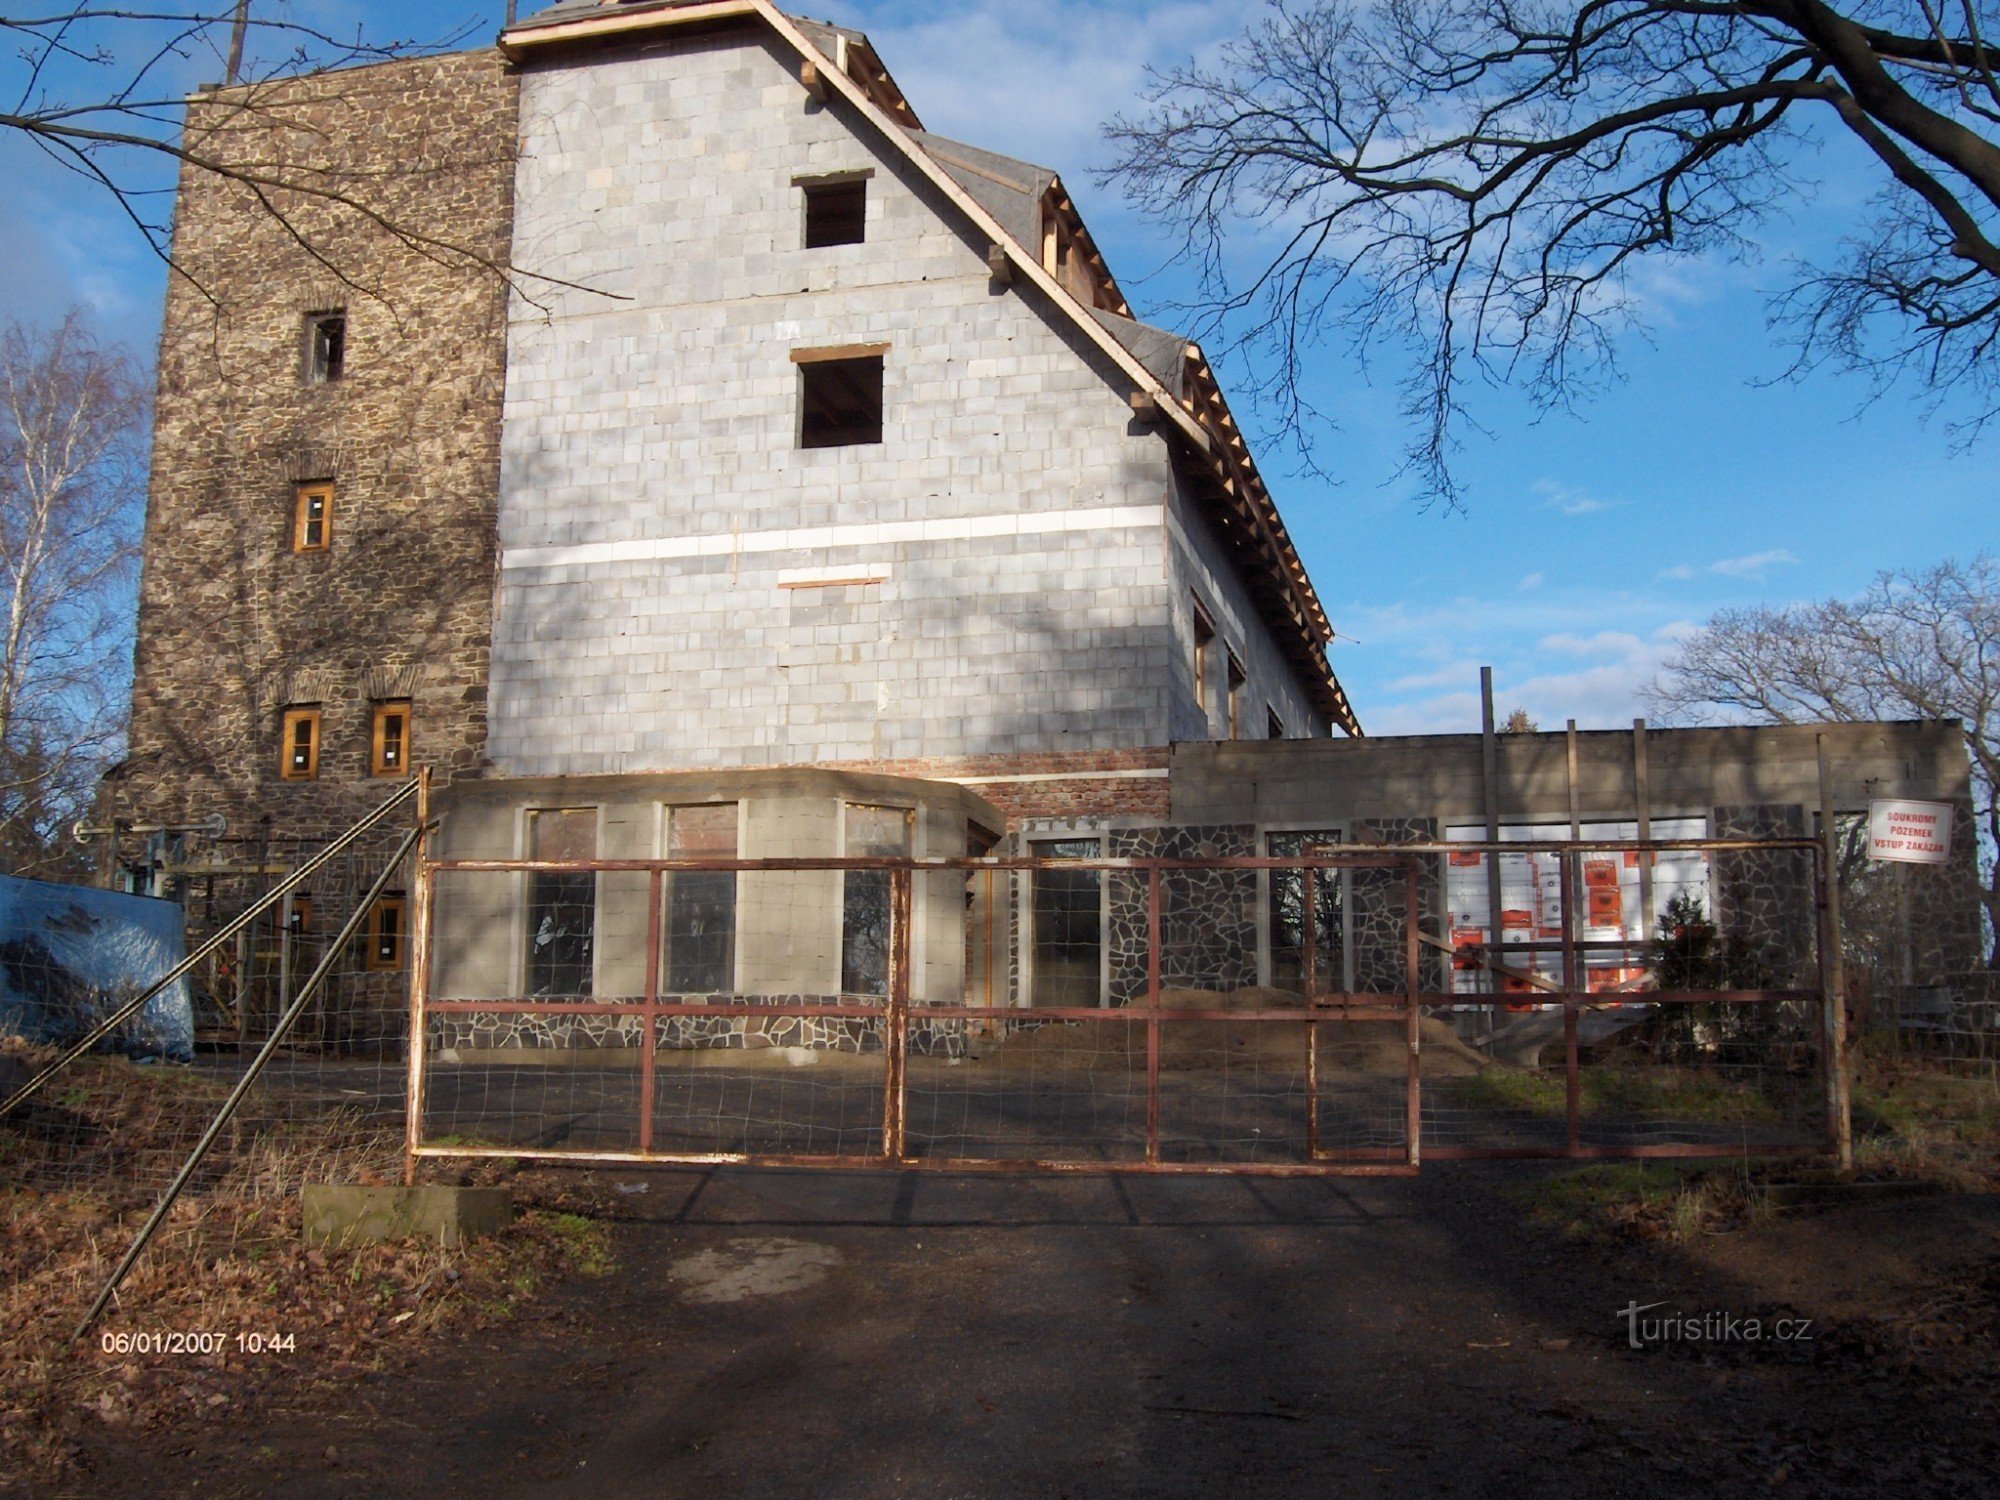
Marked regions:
[0,1050,614,1494]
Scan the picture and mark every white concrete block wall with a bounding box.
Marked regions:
[490,29,1322,774]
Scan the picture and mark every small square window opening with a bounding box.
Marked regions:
[279,706,320,781]
[293,481,332,552]
[306,312,345,383]
[799,354,884,448]
[371,701,411,777]
[803,179,866,247]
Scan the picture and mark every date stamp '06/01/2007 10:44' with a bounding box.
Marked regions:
[98,1331,298,1356]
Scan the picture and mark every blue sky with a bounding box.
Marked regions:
[5,0,1992,737]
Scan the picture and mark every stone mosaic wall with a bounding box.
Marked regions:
[1711,804,1817,987]
[1348,818,1447,995]
[1105,825,1259,1003]
[430,996,968,1058]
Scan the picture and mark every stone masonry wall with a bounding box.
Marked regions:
[1711,804,1817,987]
[116,51,516,850]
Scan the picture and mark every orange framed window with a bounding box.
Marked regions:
[293,481,333,552]
[273,895,313,934]
[365,895,407,971]
[279,706,320,781]
[1226,653,1247,739]
[371,700,411,777]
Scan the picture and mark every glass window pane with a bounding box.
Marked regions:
[666,804,736,993]
[841,804,912,995]
[527,809,596,996]
[1031,838,1101,1006]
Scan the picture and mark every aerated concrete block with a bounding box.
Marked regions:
[301,1185,513,1249]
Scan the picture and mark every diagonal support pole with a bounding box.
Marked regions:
[72,822,423,1342]
[2,779,419,1122]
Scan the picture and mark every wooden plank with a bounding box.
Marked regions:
[789,342,891,363]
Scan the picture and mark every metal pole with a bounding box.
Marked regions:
[75,822,424,1340]
[1145,866,1161,1166]
[2,780,421,1120]
[882,868,911,1163]
[1480,669,1503,1002]
[1562,848,1581,1157]
[639,867,663,1154]
[1302,865,1318,1159]
[402,769,433,1186]
[1816,735,1854,1172]
[1404,860,1422,1167]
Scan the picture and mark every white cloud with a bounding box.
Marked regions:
[1657,564,1697,581]
[1518,571,1544,591]
[1532,479,1620,517]
[1706,549,1800,579]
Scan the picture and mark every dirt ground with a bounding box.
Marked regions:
[23,1164,2000,1500]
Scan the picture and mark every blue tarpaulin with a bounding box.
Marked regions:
[0,875,193,1062]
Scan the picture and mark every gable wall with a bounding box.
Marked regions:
[488,28,1188,774]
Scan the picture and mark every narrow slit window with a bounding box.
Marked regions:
[1267,707,1286,740]
[1226,652,1247,739]
[1030,837,1103,1007]
[797,352,884,448]
[841,803,913,996]
[293,481,332,552]
[371,700,411,777]
[279,706,320,781]
[665,803,738,994]
[274,895,313,934]
[803,178,866,247]
[365,894,407,971]
[526,808,597,997]
[305,311,345,383]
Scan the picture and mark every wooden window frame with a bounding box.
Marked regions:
[365,894,407,971]
[293,480,333,552]
[279,706,321,781]
[1226,652,1247,740]
[274,895,313,934]
[1191,598,1215,725]
[371,700,411,778]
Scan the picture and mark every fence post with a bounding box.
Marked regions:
[1146,865,1162,1166]
[1404,858,1422,1168]
[883,867,911,1164]
[403,769,433,1186]
[1816,735,1855,1172]
[639,867,663,1155]
[1561,847,1581,1157]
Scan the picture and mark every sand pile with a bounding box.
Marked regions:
[984,987,1486,1076]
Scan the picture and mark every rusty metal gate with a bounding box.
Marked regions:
[404,838,1843,1180]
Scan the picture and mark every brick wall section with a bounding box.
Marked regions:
[115,51,516,847]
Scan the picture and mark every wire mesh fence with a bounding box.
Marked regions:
[0,784,420,1213]
[407,840,1844,1176]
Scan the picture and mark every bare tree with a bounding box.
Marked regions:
[0,311,145,875]
[1646,556,2000,962]
[1107,1,2000,505]
[0,6,586,304]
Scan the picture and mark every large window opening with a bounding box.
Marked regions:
[526,808,596,997]
[665,803,737,993]
[1268,829,1344,993]
[1031,837,1102,1006]
[797,351,885,448]
[841,803,913,996]
[802,177,867,247]
[1191,597,1215,729]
